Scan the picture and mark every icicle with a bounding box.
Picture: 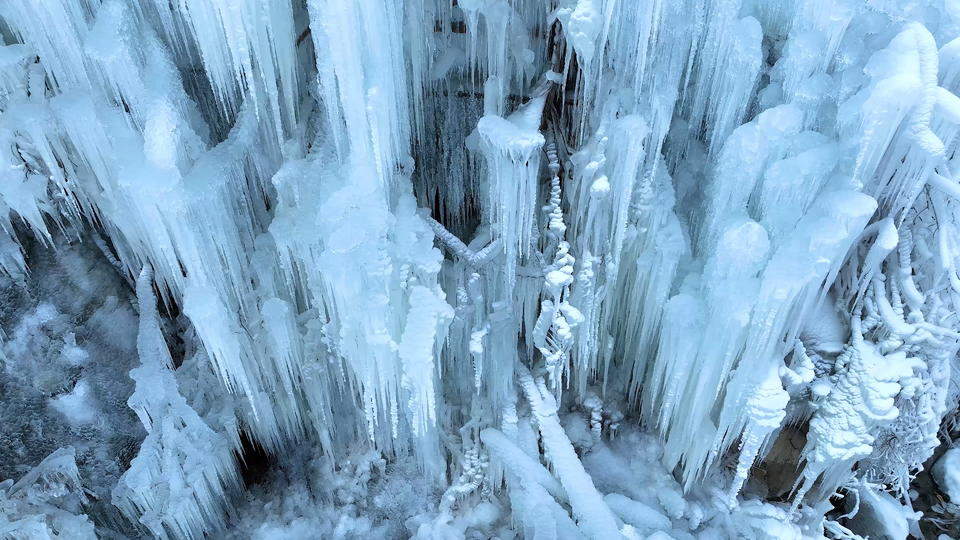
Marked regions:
[682,8,764,157]
[0,0,99,92]
[141,0,301,145]
[698,104,803,255]
[6,1,960,536]
[308,0,417,184]
[472,92,546,288]
[657,218,769,479]
[727,366,789,503]
[399,285,454,476]
[841,22,948,217]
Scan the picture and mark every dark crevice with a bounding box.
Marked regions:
[235,430,273,488]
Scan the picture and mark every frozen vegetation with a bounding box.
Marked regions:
[7,0,960,538]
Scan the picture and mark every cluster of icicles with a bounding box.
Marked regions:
[4,0,960,537]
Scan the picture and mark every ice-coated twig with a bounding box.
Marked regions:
[516,363,620,539]
[422,212,502,268]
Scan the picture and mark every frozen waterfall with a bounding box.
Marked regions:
[3,0,960,538]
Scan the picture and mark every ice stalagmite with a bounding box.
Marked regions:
[113,266,239,539]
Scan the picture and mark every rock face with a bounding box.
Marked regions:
[934,448,960,502]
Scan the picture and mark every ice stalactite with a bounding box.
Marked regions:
[709,190,877,481]
[140,0,303,144]
[696,104,804,256]
[683,13,765,158]
[654,218,769,479]
[270,153,452,476]
[472,91,546,290]
[565,113,649,387]
[726,366,789,504]
[308,0,423,180]
[399,284,454,465]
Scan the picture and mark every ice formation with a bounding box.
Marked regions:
[5,0,960,538]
